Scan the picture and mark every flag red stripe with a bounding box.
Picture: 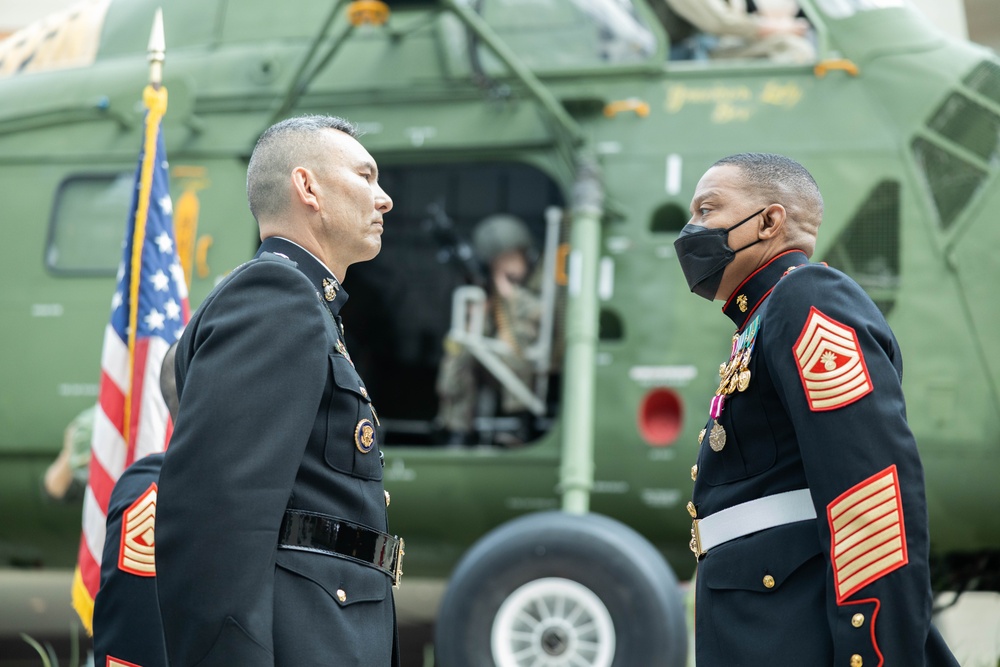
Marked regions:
[125,340,150,468]
[98,372,126,437]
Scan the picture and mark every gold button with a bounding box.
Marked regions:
[762,575,775,589]
[691,464,698,481]
[697,428,706,445]
[686,501,697,519]
[850,654,863,667]
[852,613,865,628]
[384,490,391,507]
[336,589,347,603]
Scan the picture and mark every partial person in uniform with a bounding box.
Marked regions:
[156,115,401,667]
[435,214,542,446]
[43,404,94,502]
[654,0,814,63]
[675,153,958,666]
[92,343,178,667]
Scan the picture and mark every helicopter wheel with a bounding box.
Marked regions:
[434,511,688,667]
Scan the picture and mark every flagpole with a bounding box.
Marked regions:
[124,9,167,448]
[74,9,170,633]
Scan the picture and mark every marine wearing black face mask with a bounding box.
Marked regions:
[676,152,958,667]
[673,207,764,300]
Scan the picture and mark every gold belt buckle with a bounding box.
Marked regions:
[393,537,405,588]
[689,520,704,560]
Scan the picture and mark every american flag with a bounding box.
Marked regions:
[72,85,189,632]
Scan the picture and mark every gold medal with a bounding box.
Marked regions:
[709,421,726,452]
[737,369,751,392]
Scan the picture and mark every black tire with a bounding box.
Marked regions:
[434,511,687,667]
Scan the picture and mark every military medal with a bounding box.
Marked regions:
[702,316,760,453]
[335,339,354,367]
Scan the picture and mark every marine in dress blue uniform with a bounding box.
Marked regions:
[93,453,167,667]
[155,116,400,667]
[675,153,958,667]
[92,343,178,667]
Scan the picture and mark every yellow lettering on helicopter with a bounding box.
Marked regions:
[665,84,753,114]
[759,81,803,108]
[171,166,210,286]
[665,80,804,123]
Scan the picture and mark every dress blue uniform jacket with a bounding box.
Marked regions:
[156,238,398,667]
[691,250,958,667]
[93,453,167,667]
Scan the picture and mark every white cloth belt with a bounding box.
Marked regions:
[691,488,816,558]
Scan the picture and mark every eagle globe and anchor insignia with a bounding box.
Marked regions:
[355,418,376,453]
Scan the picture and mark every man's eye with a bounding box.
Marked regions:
[699,208,711,216]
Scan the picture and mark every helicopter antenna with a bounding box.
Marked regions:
[147,7,165,88]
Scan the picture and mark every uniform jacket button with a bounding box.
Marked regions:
[851,613,864,627]
[850,654,863,667]
[686,501,697,518]
[384,490,391,507]
[690,464,698,481]
[762,575,775,589]
[337,589,347,603]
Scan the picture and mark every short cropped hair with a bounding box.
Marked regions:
[246,115,359,222]
[713,152,823,217]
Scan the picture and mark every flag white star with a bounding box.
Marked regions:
[155,232,174,253]
[111,292,123,311]
[164,299,181,320]
[145,309,165,331]
[150,270,170,291]
[160,195,173,215]
[170,262,185,285]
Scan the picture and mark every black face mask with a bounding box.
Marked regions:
[673,208,765,301]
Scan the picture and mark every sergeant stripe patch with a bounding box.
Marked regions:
[827,466,908,603]
[118,483,157,577]
[793,307,873,411]
[108,657,143,667]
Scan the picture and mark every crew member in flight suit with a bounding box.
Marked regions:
[674,152,958,666]
[156,115,401,667]
[92,344,178,667]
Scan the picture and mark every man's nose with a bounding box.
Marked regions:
[375,185,393,213]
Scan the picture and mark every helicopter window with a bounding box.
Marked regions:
[926,92,1000,166]
[964,61,1000,107]
[45,173,133,275]
[911,138,988,232]
[649,201,688,233]
[341,161,565,447]
[456,0,657,71]
[812,0,903,19]
[821,180,900,316]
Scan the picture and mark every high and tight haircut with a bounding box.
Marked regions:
[246,115,360,222]
[713,152,823,215]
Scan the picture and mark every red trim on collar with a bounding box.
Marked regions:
[722,249,807,311]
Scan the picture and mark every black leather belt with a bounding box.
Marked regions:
[278,509,404,587]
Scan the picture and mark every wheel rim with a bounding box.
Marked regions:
[491,577,616,667]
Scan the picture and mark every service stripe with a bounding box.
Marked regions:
[827,466,908,602]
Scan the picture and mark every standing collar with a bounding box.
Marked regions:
[722,249,809,330]
[257,237,349,315]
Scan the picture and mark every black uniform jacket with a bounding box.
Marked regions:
[692,250,958,667]
[156,238,397,667]
[93,453,167,667]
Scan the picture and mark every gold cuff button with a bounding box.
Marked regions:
[762,575,775,589]
[686,501,698,519]
[850,654,863,667]
[691,464,698,481]
[336,589,347,603]
[384,490,391,507]
[851,613,865,628]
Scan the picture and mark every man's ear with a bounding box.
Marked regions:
[291,166,320,212]
[759,203,786,240]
